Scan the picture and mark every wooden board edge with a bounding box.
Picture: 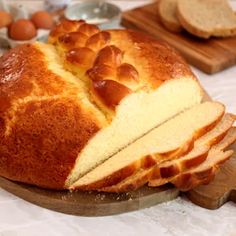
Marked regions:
[186,189,231,210]
[0,177,180,216]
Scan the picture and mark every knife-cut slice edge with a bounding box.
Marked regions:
[149,127,236,190]
[71,102,225,190]
[102,120,236,193]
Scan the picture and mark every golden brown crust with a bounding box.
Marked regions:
[103,148,232,193]
[48,19,85,44]
[117,63,139,85]
[87,64,116,81]
[66,47,96,68]
[171,150,233,191]
[86,32,111,51]
[52,21,195,88]
[122,30,194,87]
[58,32,88,50]
[51,20,196,112]
[91,80,132,111]
[78,23,100,37]
[159,149,209,178]
[94,45,123,68]
[0,44,102,189]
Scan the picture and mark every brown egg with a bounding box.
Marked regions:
[0,11,13,28]
[9,19,37,41]
[31,11,54,29]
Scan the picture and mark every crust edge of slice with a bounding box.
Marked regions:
[102,124,236,193]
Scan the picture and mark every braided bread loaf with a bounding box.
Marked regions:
[0,20,205,190]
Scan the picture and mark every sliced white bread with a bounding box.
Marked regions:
[172,150,234,190]
[177,0,236,38]
[158,0,183,33]
[102,146,210,193]
[71,102,225,191]
[170,127,236,191]
[149,127,236,188]
[160,113,235,178]
[101,114,235,192]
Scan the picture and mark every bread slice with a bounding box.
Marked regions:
[172,150,234,191]
[170,128,236,191]
[149,127,236,189]
[71,102,225,190]
[102,127,236,193]
[177,0,236,38]
[100,114,235,192]
[160,113,235,178]
[158,0,183,33]
[102,146,210,193]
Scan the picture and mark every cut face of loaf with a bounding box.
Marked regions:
[49,21,204,187]
[66,77,202,186]
[71,102,225,191]
[102,122,236,193]
[0,20,203,190]
[177,0,236,38]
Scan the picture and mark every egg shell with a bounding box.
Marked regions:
[0,11,13,28]
[31,11,54,29]
[9,19,37,41]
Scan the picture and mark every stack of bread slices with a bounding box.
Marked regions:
[73,104,236,192]
[0,19,235,192]
[158,0,236,38]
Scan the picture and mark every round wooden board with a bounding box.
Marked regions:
[0,177,179,216]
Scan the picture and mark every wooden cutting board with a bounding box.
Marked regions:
[0,148,235,216]
[122,2,236,74]
[0,179,179,216]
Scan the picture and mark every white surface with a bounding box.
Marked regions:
[0,1,236,236]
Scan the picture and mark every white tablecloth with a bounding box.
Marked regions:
[0,1,236,236]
